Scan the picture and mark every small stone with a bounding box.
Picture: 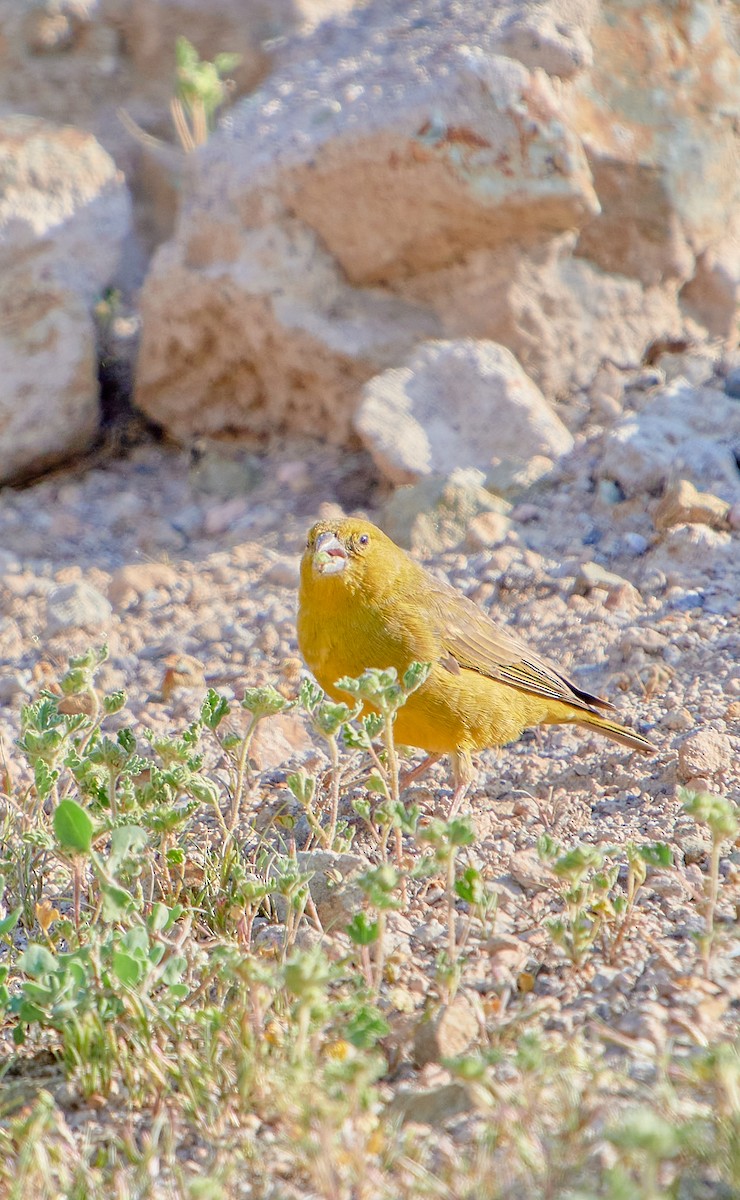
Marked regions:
[264,558,301,588]
[597,479,624,505]
[465,510,511,550]
[676,729,733,782]
[413,995,479,1066]
[654,479,730,532]
[507,849,552,892]
[251,712,315,771]
[203,497,251,536]
[724,702,740,725]
[0,673,30,704]
[622,532,649,555]
[46,580,112,634]
[294,849,369,930]
[388,1082,473,1126]
[662,708,694,732]
[574,561,634,596]
[604,582,643,613]
[108,563,178,608]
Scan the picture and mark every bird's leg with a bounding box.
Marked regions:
[399,753,442,791]
[447,751,475,819]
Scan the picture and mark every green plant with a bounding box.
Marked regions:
[538,836,672,967]
[680,787,739,973]
[171,36,241,151]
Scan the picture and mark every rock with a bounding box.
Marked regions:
[413,995,479,1066]
[599,381,740,502]
[136,221,440,445]
[0,115,131,303]
[380,469,510,554]
[570,0,740,291]
[644,525,735,589]
[0,673,31,705]
[108,562,178,608]
[682,238,740,339]
[491,7,594,79]
[354,340,573,487]
[574,561,636,597]
[263,558,301,589]
[0,116,132,484]
[400,234,684,399]
[46,580,113,635]
[677,730,734,784]
[465,511,512,551]
[653,480,731,533]
[388,1082,473,1126]
[293,849,369,929]
[189,441,262,497]
[0,277,99,485]
[725,367,740,400]
[250,712,315,771]
[135,7,599,443]
[507,849,553,893]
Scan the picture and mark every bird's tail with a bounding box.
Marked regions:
[574,714,656,756]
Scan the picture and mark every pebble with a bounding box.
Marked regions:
[46,580,113,635]
[413,995,479,1066]
[676,729,734,783]
[653,479,730,532]
[574,561,633,595]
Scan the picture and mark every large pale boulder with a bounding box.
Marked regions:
[136,220,440,443]
[354,340,573,485]
[0,116,132,483]
[0,116,132,302]
[0,277,99,484]
[135,0,740,445]
[398,234,683,396]
[135,5,599,440]
[569,0,740,292]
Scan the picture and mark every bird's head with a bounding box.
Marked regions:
[301,518,401,594]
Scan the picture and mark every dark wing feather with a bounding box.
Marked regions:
[423,572,613,716]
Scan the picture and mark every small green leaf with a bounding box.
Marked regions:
[53,799,93,855]
[112,950,144,987]
[346,913,379,945]
[101,882,134,922]
[18,944,57,977]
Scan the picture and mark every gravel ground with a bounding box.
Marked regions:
[1,369,738,1069]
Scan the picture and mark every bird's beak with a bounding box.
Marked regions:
[313,531,349,576]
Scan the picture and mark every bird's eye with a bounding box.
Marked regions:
[358,534,369,546]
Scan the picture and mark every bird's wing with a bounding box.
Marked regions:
[424,573,613,715]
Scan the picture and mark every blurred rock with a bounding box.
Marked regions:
[653,480,731,533]
[599,381,740,502]
[0,116,132,483]
[574,561,635,597]
[135,7,599,441]
[388,1082,473,1126]
[46,580,113,634]
[380,469,510,554]
[570,0,740,293]
[355,340,573,486]
[413,995,479,1066]
[676,729,733,784]
[294,849,369,929]
[108,562,178,608]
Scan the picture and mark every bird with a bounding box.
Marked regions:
[297,517,656,815]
